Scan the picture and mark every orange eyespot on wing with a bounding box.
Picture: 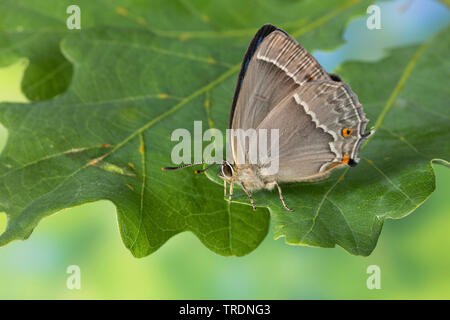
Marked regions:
[342,128,352,137]
[327,154,350,170]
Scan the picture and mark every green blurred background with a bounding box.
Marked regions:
[0,0,449,299]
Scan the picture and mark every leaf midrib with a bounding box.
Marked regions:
[95,0,365,169]
[0,0,369,249]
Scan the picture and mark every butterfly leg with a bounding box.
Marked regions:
[228,182,233,204]
[224,180,227,196]
[241,183,256,211]
[275,182,294,212]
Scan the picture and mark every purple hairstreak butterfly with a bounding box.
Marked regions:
[163,24,374,211]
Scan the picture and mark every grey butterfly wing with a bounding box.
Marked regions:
[256,80,373,182]
[255,91,336,182]
[229,24,330,165]
[293,79,373,165]
[230,26,330,131]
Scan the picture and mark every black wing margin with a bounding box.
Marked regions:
[228,24,287,128]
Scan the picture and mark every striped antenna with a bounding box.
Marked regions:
[161,162,221,174]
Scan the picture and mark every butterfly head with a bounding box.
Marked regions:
[219,160,235,181]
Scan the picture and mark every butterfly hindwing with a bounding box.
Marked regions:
[255,91,337,182]
[255,79,372,181]
[228,24,373,180]
[291,79,372,167]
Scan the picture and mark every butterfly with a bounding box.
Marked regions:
[163,24,374,212]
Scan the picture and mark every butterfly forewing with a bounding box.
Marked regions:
[230,26,330,131]
[292,80,371,165]
[229,25,330,165]
[257,78,372,181]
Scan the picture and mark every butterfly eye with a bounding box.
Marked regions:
[342,128,352,138]
[221,162,234,178]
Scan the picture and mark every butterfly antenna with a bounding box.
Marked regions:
[161,163,199,171]
[161,162,221,173]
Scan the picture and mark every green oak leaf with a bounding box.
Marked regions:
[0,0,363,100]
[224,27,450,255]
[0,0,447,257]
